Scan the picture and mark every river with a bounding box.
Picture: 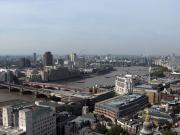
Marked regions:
[0,66,148,102]
[58,66,148,88]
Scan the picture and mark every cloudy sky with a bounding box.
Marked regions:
[0,0,180,55]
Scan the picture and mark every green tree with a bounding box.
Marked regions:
[96,123,108,134]
[163,129,177,135]
[106,125,128,135]
[151,66,170,78]
[169,108,180,114]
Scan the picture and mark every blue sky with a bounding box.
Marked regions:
[0,0,180,55]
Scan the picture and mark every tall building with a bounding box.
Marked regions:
[43,51,53,66]
[33,53,37,65]
[2,106,13,127]
[20,58,31,68]
[2,104,56,135]
[115,74,133,95]
[69,53,77,62]
[19,107,56,135]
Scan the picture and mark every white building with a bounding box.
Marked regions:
[2,106,13,127]
[2,105,56,135]
[115,75,133,95]
[70,53,77,62]
[19,107,56,135]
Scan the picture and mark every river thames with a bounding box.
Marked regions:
[0,66,148,102]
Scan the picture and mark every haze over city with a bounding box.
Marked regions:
[0,0,180,55]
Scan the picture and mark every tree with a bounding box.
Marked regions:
[151,66,170,78]
[163,129,177,135]
[106,125,128,135]
[169,108,180,114]
[96,123,108,134]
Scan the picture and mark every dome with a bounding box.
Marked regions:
[140,121,153,135]
[140,110,153,135]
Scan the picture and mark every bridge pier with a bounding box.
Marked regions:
[19,88,23,96]
[34,91,38,99]
[8,85,11,93]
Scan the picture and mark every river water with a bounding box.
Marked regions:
[0,66,148,102]
[59,66,148,88]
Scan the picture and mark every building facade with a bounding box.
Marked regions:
[94,94,149,122]
[43,52,53,66]
[115,75,133,95]
[2,104,56,135]
[134,84,161,105]
[19,107,56,135]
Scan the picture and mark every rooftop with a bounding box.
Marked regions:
[96,93,145,111]
[0,126,25,135]
[0,99,31,108]
[135,84,159,90]
[145,108,174,120]
[71,113,96,124]
[31,106,53,119]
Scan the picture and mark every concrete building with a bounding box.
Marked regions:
[43,52,53,66]
[2,103,56,135]
[64,113,96,135]
[70,53,77,63]
[2,102,32,128]
[55,58,64,67]
[145,108,176,125]
[115,75,133,95]
[56,112,76,135]
[33,53,37,66]
[20,58,31,68]
[94,94,149,122]
[0,69,14,83]
[41,66,81,82]
[117,118,143,135]
[134,84,161,105]
[19,107,56,135]
[0,126,25,135]
[26,69,42,82]
[170,80,180,94]
[2,106,13,127]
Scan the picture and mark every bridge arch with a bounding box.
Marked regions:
[36,93,48,99]
[21,90,34,95]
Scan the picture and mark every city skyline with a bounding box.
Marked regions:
[0,0,180,55]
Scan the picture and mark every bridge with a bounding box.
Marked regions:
[0,82,85,99]
[0,82,54,98]
[23,82,84,91]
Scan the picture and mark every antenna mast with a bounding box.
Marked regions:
[147,56,151,84]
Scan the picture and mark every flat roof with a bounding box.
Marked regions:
[31,106,52,119]
[20,106,53,119]
[0,126,25,135]
[135,84,159,90]
[96,93,145,111]
[146,108,173,120]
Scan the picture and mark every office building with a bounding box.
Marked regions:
[41,66,81,82]
[43,51,53,66]
[69,53,77,62]
[134,84,161,105]
[2,103,56,135]
[94,94,149,122]
[19,107,56,135]
[64,113,96,135]
[20,58,31,68]
[33,53,37,65]
[115,75,133,95]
